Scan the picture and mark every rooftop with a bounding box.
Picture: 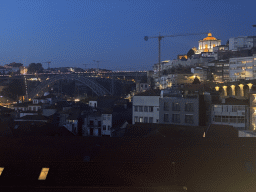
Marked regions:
[212,97,249,105]
[134,89,161,96]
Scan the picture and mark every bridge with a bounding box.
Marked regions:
[28,74,112,99]
[213,79,256,99]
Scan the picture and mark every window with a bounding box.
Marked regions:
[134,116,138,123]
[232,106,238,112]
[149,106,153,112]
[224,64,229,66]
[172,103,180,111]
[185,103,193,112]
[89,120,94,126]
[229,116,236,123]
[222,106,228,112]
[214,116,221,122]
[238,116,245,123]
[134,106,138,112]
[33,107,36,111]
[149,117,153,123]
[145,85,147,88]
[185,115,194,124]
[144,106,148,112]
[103,125,106,130]
[156,119,159,123]
[103,115,106,120]
[164,114,169,122]
[222,116,228,123]
[144,117,148,123]
[139,106,143,112]
[164,102,169,111]
[172,114,180,123]
[98,121,101,127]
[139,117,143,123]
[38,168,49,180]
[108,125,110,130]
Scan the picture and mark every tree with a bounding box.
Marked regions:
[162,70,168,75]
[1,79,26,100]
[192,76,200,84]
[187,49,195,59]
[170,66,175,73]
[27,63,44,74]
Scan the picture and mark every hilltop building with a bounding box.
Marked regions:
[196,33,221,54]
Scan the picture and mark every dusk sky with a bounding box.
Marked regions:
[0,0,255,71]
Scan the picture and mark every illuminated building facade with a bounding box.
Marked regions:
[229,56,256,81]
[196,33,221,54]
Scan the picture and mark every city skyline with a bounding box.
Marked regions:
[0,0,255,71]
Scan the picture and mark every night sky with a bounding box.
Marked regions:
[0,0,255,71]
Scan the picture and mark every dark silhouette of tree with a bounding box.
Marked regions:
[27,63,44,74]
[1,79,25,100]
[187,49,195,59]
[192,76,200,84]
[170,66,175,73]
[162,70,168,75]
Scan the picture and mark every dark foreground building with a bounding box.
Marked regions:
[0,125,255,192]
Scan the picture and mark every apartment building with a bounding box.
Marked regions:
[229,55,256,81]
[159,89,206,126]
[132,89,161,124]
[211,97,249,130]
[229,36,256,51]
[208,60,229,82]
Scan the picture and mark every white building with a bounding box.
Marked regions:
[132,90,160,124]
[196,33,221,54]
[211,97,249,130]
[229,36,256,51]
[101,113,112,136]
[229,55,256,81]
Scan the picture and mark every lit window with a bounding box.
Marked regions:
[38,168,49,180]
[0,167,4,176]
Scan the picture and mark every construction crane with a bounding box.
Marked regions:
[43,61,51,69]
[93,60,109,73]
[144,32,208,81]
